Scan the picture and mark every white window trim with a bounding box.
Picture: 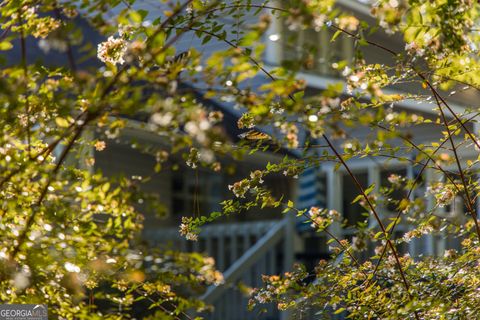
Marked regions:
[324,160,415,254]
[264,9,468,116]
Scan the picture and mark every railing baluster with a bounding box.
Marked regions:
[228,284,235,319]
[218,230,225,271]
[242,273,249,319]
[263,248,274,319]
[242,226,252,293]
[243,227,254,319]
[222,299,226,320]
[214,299,221,320]
[259,254,266,285]
[230,226,238,264]
[269,246,276,275]
[206,231,213,257]
[152,220,289,319]
[180,236,187,252]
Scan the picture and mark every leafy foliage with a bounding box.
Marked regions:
[1,0,480,319]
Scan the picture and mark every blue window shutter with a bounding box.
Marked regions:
[296,166,326,232]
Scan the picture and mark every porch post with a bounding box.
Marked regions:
[278,214,295,320]
[326,167,342,239]
[424,168,435,256]
[264,1,281,65]
[367,164,381,222]
[406,163,418,257]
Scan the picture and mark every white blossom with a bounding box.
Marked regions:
[64,262,81,273]
[97,36,127,65]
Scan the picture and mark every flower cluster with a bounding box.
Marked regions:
[228,179,250,198]
[237,113,255,129]
[345,64,391,98]
[127,40,146,62]
[286,8,306,31]
[12,7,61,38]
[185,147,199,169]
[179,217,198,241]
[337,15,359,32]
[199,257,224,285]
[280,123,299,149]
[62,6,78,18]
[308,207,341,230]
[227,170,268,199]
[97,36,128,65]
[313,14,327,31]
[38,38,68,54]
[387,173,403,185]
[427,183,456,208]
[359,194,377,210]
[249,170,264,184]
[155,150,169,163]
[370,0,405,35]
[402,224,434,243]
[185,110,212,144]
[185,118,211,142]
[405,41,425,57]
[444,249,457,259]
[282,166,302,179]
[351,235,366,251]
[208,111,224,123]
[94,140,106,151]
[346,70,367,92]
[329,238,349,255]
[249,264,308,311]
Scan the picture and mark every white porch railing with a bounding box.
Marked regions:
[145,220,285,270]
[201,216,294,320]
[144,216,295,320]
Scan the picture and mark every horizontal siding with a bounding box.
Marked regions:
[94,139,174,228]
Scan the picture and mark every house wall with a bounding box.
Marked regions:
[97,1,474,260]
[94,138,173,226]
[265,0,480,109]
[93,125,295,234]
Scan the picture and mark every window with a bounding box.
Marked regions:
[298,234,330,273]
[170,166,292,221]
[444,194,468,217]
[280,24,354,77]
[171,170,223,217]
[264,172,293,200]
[443,172,473,216]
[380,168,408,213]
[342,171,369,227]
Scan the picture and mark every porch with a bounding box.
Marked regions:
[145,218,296,320]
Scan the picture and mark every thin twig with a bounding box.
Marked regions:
[435,92,480,240]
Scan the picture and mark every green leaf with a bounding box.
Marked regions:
[55,117,69,128]
[386,220,396,232]
[364,183,375,195]
[202,35,212,45]
[334,308,345,314]
[138,9,149,20]
[330,30,342,42]
[293,91,304,101]
[352,194,363,204]
[0,41,12,50]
